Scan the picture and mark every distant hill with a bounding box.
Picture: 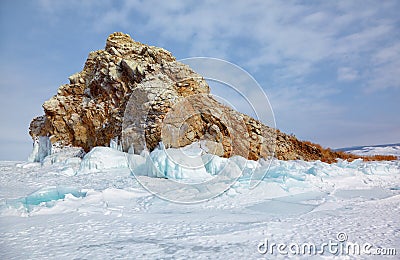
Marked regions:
[336,143,400,158]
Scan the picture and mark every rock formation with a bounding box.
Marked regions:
[30,32,351,162]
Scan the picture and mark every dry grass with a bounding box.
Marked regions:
[335,151,397,162]
[301,141,397,163]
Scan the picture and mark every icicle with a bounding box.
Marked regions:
[158,142,165,150]
[28,136,51,162]
[128,144,135,154]
[109,136,123,151]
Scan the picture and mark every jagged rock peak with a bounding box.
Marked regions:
[104,32,175,62]
[105,32,135,51]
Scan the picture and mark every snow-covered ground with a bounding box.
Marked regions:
[0,144,399,259]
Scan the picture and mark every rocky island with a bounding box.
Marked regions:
[29,32,395,163]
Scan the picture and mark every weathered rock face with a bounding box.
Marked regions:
[30,32,176,152]
[30,32,340,162]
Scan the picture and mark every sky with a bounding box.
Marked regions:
[0,0,399,160]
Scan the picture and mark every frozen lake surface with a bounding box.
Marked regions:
[0,145,399,259]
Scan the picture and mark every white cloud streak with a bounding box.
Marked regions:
[37,1,400,90]
[337,67,359,82]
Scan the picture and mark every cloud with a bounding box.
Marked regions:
[364,43,400,92]
[337,67,359,82]
[365,58,400,92]
[36,1,400,91]
[373,43,400,64]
